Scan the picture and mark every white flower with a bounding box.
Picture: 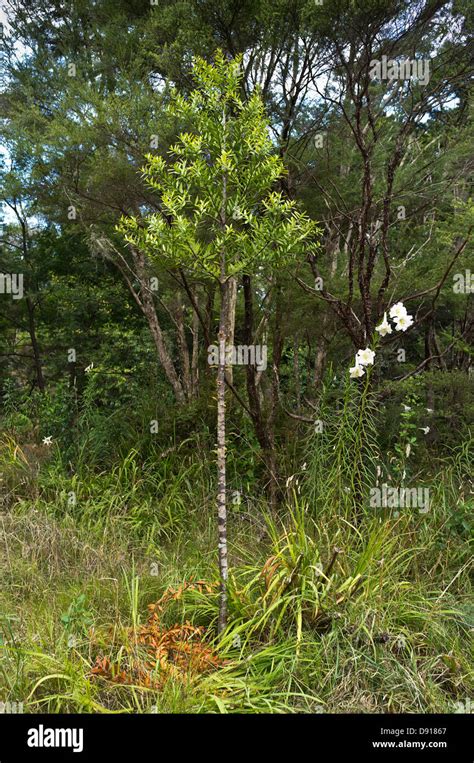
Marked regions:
[394,313,414,332]
[85,362,94,373]
[42,436,53,446]
[356,347,375,366]
[375,312,392,336]
[389,302,408,320]
[349,362,365,378]
[420,426,430,435]
[402,404,411,412]
[426,408,434,414]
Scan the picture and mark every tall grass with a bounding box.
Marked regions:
[0,419,472,713]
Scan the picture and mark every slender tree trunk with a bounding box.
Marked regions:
[217,290,228,633]
[243,274,279,505]
[191,290,200,393]
[174,298,192,399]
[313,341,326,387]
[268,287,283,510]
[205,283,216,351]
[142,297,186,404]
[313,227,338,387]
[95,237,188,403]
[25,296,45,392]
[293,334,301,410]
[132,247,187,403]
[224,275,238,386]
[17,213,45,393]
[217,107,229,634]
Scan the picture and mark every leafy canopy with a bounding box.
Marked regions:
[118,52,318,279]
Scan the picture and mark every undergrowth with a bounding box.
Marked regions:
[0,425,472,713]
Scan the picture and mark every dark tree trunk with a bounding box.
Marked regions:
[243,274,280,509]
[25,296,45,393]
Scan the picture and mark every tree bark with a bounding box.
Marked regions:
[243,273,279,506]
[224,275,238,385]
[174,297,192,399]
[140,290,186,404]
[293,334,301,410]
[313,224,338,387]
[217,107,229,634]
[16,207,45,393]
[191,289,200,392]
[25,295,45,393]
[131,246,187,403]
[216,293,228,634]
